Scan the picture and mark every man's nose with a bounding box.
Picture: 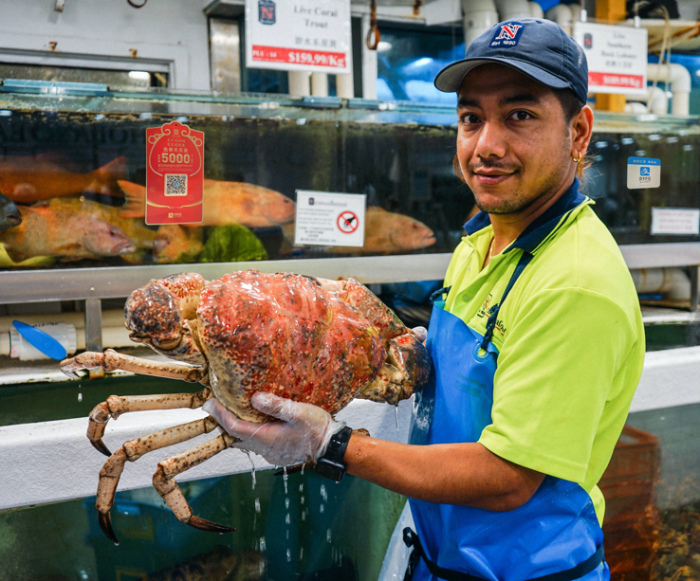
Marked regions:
[474,121,507,159]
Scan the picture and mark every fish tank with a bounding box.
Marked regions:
[1,83,700,581]
[0,82,698,281]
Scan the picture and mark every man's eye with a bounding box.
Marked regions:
[461,113,480,125]
[510,111,532,121]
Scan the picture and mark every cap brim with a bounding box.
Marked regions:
[434,57,572,94]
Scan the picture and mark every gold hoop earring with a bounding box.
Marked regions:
[572,152,582,163]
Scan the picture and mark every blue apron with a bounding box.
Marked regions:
[405,251,608,581]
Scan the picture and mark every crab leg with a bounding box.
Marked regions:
[153,432,239,534]
[61,349,210,383]
[88,388,213,456]
[96,415,238,544]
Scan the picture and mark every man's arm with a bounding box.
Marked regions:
[205,393,545,512]
[345,434,545,511]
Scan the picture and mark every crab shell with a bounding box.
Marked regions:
[125,270,426,423]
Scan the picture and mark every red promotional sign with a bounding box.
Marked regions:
[251,45,347,68]
[588,72,644,90]
[145,121,204,225]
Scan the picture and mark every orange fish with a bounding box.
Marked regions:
[0,155,126,203]
[282,206,436,254]
[0,205,135,263]
[117,179,295,228]
[153,224,204,264]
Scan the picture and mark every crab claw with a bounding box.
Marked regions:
[91,438,112,457]
[186,516,237,534]
[98,511,120,545]
[60,351,105,378]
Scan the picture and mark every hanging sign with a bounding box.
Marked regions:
[294,190,366,247]
[245,0,351,74]
[627,156,660,189]
[651,208,700,235]
[145,121,204,225]
[573,22,648,95]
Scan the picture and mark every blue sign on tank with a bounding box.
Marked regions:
[628,157,661,165]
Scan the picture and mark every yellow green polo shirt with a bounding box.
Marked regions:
[443,180,645,524]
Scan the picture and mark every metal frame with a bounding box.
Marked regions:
[2,242,699,306]
[0,254,453,304]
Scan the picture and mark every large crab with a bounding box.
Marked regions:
[60,270,430,544]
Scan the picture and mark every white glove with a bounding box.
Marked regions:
[203,392,346,467]
[412,326,428,343]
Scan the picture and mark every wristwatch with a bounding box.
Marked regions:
[315,426,353,483]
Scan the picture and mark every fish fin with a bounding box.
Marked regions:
[116,180,146,218]
[11,183,38,203]
[92,157,127,197]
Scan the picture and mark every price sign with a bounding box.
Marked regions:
[245,0,351,73]
[145,121,204,225]
[573,22,648,95]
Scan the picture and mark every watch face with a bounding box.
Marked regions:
[315,459,345,483]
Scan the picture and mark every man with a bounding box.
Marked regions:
[205,18,645,581]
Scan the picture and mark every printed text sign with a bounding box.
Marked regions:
[146,122,204,225]
[627,157,660,190]
[573,22,647,95]
[245,0,351,73]
[295,190,366,247]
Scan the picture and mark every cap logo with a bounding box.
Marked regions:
[490,23,524,48]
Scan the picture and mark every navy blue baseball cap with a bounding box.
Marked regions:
[435,18,588,104]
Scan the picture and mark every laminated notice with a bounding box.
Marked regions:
[145,121,204,225]
[627,157,660,190]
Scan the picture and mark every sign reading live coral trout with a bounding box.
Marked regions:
[573,22,647,95]
[245,0,351,74]
[145,121,204,225]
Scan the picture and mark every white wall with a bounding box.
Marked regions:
[0,0,211,90]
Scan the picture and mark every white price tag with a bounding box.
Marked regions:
[295,190,366,247]
[627,157,660,189]
[245,0,351,73]
[573,22,648,95]
[651,208,700,235]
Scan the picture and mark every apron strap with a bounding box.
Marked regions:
[403,527,604,581]
[480,252,533,350]
[429,286,452,303]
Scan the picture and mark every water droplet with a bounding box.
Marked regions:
[299,483,304,492]
[243,450,257,489]
[254,498,261,513]
[327,528,332,543]
[300,547,304,560]
[286,548,292,562]
[286,529,290,539]
[320,484,328,502]
[285,497,290,509]
[301,495,305,505]
[283,466,289,494]
[394,405,400,434]
[320,504,325,513]
[301,511,306,521]
[285,513,291,525]
[259,536,266,551]
[301,463,305,475]
[77,392,82,402]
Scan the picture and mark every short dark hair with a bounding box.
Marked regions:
[554,88,585,123]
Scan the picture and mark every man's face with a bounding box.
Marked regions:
[456,64,575,215]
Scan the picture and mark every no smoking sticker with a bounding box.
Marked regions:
[295,191,366,247]
[337,211,359,234]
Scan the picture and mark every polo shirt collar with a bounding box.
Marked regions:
[463,178,587,254]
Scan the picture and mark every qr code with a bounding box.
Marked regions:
[165,174,187,196]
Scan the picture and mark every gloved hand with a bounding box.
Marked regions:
[411,326,428,343]
[203,392,346,466]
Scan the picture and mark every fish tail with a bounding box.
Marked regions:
[116,180,146,218]
[92,157,127,197]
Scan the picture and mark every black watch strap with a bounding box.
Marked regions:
[315,426,353,482]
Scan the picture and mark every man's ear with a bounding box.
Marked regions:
[571,105,594,159]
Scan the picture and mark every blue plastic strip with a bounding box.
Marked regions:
[12,320,67,360]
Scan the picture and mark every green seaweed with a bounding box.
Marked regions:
[200,224,268,263]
